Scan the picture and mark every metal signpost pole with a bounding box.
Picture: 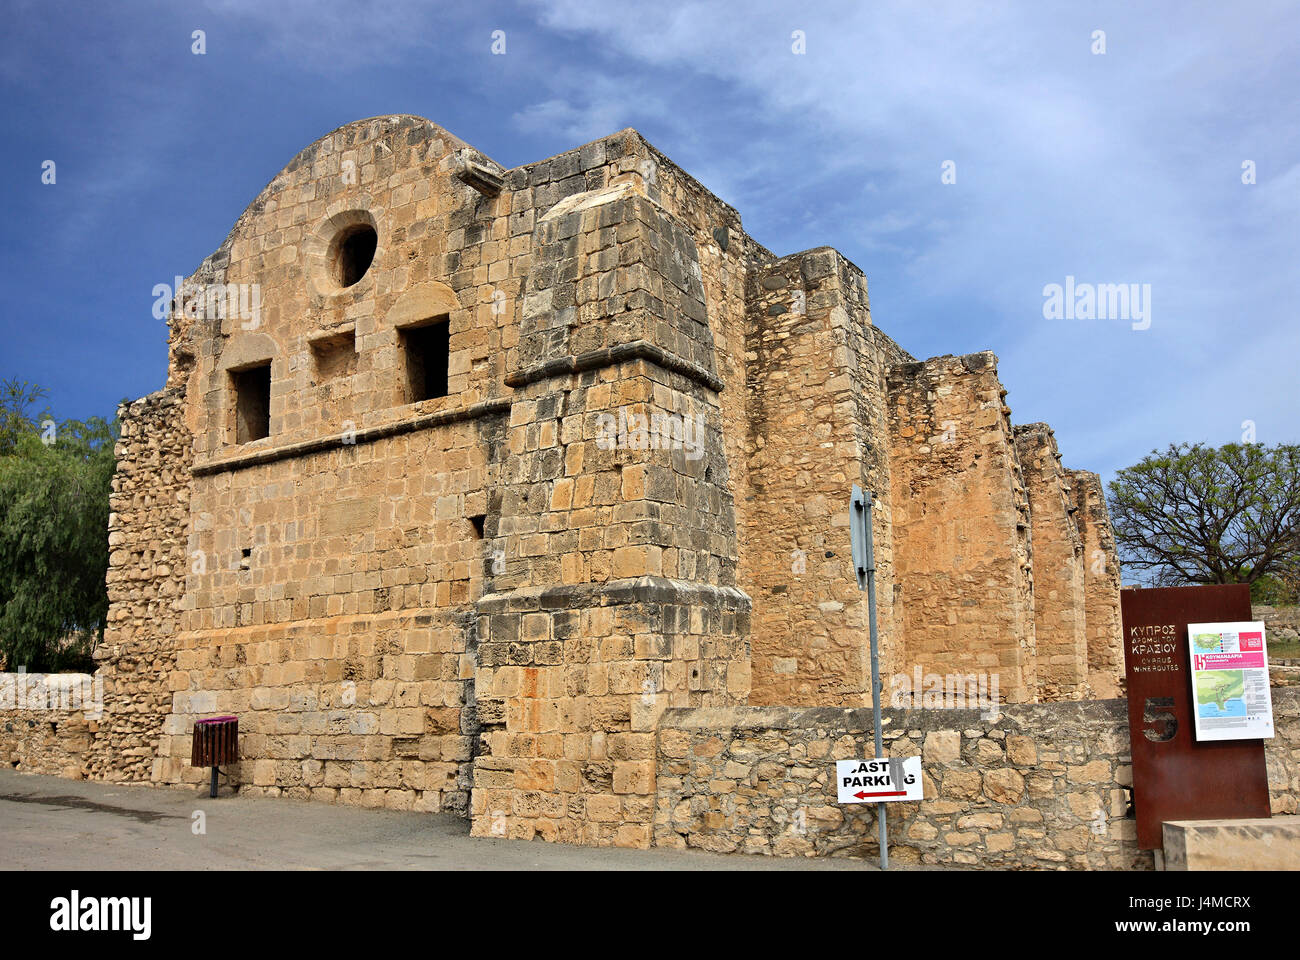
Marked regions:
[850,485,888,870]
[863,490,888,871]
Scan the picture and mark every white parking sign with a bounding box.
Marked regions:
[836,757,923,803]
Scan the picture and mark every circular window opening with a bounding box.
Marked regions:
[332,224,377,288]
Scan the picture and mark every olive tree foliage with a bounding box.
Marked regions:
[1107,442,1300,591]
[0,378,52,454]
[0,379,119,671]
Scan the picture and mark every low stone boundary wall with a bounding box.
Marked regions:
[1255,605,1300,641]
[0,672,102,778]
[5,666,1298,868]
[654,688,1300,869]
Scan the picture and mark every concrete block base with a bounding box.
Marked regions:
[1162,816,1300,870]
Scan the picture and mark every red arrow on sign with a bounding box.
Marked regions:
[854,790,907,799]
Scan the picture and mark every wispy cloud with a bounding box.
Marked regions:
[513,0,1300,477]
[1,0,1295,476]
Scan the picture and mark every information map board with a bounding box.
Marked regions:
[1187,620,1275,742]
[1120,585,1271,850]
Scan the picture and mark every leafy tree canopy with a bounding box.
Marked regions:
[0,377,52,455]
[0,379,118,671]
[1107,442,1300,593]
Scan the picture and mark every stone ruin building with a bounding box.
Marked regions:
[88,115,1124,847]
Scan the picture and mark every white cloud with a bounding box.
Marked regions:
[515,0,1300,477]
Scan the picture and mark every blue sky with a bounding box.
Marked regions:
[2,0,1296,485]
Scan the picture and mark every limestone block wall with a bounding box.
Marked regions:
[1015,424,1089,700]
[654,688,1300,868]
[741,248,909,707]
[502,183,733,588]
[180,122,484,466]
[148,119,759,822]
[1,116,1132,861]
[471,578,749,846]
[180,423,500,633]
[886,353,1037,702]
[612,136,768,673]
[508,183,720,395]
[143,115,520,810]
[470,156,752,845]
[1068,470,1124,698]
[160,395,504,814]
[158,607,484,813]
[589,135,922,716]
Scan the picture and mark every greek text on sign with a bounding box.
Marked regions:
[835,757,922,803]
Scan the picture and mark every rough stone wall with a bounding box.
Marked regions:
[1254,605,1300,647]
[1068,470,1124,698]
[0,674,97,778]
[1267,687,1300,814]
[741,248,909,707]
[655,700,1146,868]
[1,389,191,783]
[90,390,193,781]
[654,688,1300,868]
[1015,425,1089,700]
[0,708,92,777]
[886,353,1037,702]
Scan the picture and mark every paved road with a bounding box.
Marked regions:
[0,769,874,871]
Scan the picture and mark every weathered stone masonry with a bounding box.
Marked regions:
[1069,470,1124,699]
[1015,423,1088,701]
[653,687,1300,868]
[887,353,1036,703]
[2,115,1137,854]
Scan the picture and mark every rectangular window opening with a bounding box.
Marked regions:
[230,362,271,443]
[400,318,450,403]
[310,330,357,383]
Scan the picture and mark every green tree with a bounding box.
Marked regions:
[1248,555,1300,605]
[0,386,118,672]
[1108,442,1300,589]
[0,377,52,455]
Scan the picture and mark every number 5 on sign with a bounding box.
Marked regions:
[1142,697,1177,742]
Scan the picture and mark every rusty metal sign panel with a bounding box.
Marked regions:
[1121,584,1271,849]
